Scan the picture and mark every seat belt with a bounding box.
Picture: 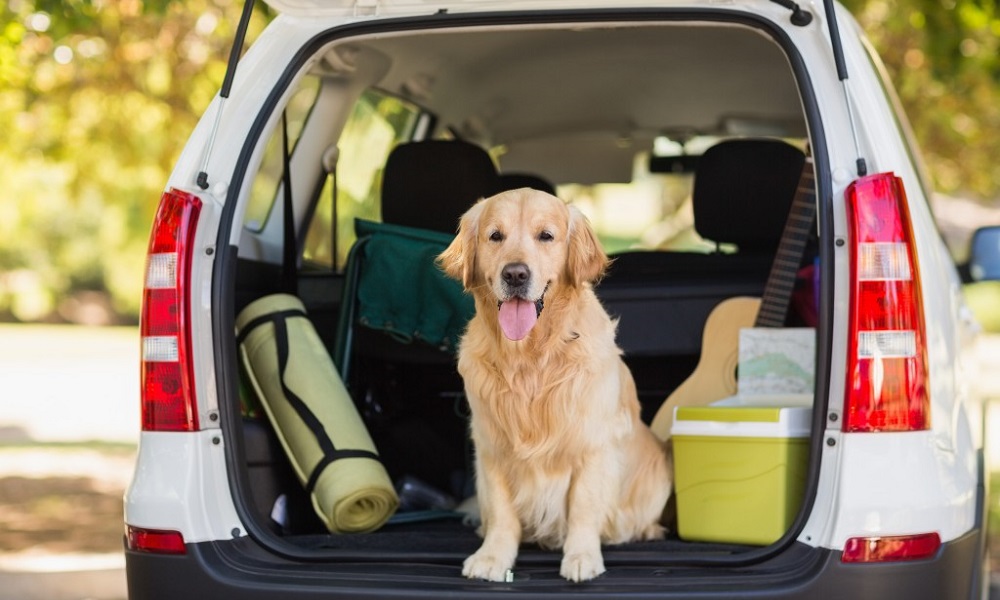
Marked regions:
[281,111,298,295]
[321,146,340,273]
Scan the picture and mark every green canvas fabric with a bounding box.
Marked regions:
[354,219,474,352]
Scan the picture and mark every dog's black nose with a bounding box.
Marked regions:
[502,262,531,288]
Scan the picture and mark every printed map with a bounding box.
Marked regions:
[738,328,815,396]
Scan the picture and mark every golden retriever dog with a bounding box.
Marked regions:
[438,188,672,582]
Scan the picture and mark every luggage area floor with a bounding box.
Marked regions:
[290,518,751,562]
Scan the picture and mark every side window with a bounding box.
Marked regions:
[243,76,322,232]
[302,89,423,271]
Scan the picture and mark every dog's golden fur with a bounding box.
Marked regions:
[438,188,672,582]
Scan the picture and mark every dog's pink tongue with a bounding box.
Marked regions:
[498,298,537,341]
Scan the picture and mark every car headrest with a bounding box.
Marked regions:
[693,139,806,253]
[496,172,557,196]
[381,140,499,234]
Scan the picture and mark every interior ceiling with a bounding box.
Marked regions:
[331,22,805,183]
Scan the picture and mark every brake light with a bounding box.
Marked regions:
[844,173,928,432]
[841,532,940,563]
[140,189,202,432]
[126,525,187,555]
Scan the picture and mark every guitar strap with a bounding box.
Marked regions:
[754,155,817,328]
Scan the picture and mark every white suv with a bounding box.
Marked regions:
[125,0,1000,598]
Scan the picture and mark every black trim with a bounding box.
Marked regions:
[212,6,832,569]
[234,308,307,347]
[305,450,382,493]
[281,111,299,295]
[125,531,984,599]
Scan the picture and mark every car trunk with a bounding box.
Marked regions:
[217,7,833,580]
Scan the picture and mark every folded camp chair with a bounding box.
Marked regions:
[332,140,498,380]
[330,220,479,501]
[327,140,507,500]
[332,219,474,381]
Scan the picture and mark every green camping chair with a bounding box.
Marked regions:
[333,218,475,382]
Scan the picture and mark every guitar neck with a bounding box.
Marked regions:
[755,159,816,329]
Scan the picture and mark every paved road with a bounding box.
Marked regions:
[0,324,138,444]
[0,325,135,599]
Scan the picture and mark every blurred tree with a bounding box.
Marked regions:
[0,0,270,323]
[841,0,1000,199]
[0,0,997,323]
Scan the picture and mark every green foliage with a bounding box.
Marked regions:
[842,0,1000,199]
[965,281,1000,333]
[0,0,270,323]
[0,0,997,323]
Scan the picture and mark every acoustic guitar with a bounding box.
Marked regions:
[650,157,817,441]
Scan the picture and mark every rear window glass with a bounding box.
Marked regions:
[559,157,708,255]
[557,136,738,254]
[302,89,423,270]
[243,76,322,232]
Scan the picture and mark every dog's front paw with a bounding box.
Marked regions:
[560,551,605,582]
[463,549,515,582]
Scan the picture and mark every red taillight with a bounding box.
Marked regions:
[844,173,929,432]
[841,532,940,563]
[140,189,202,432]
[126,525,187,555]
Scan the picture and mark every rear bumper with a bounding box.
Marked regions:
[125,528,986,600]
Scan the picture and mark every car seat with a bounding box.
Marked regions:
[496,172,557,196]
[380,139,500,234]
[332,140,498,498]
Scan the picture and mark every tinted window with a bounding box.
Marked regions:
[302,89,422,270]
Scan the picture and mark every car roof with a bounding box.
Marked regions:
[313,20,808,183]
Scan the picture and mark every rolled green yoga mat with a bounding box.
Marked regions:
[236,294,398,533]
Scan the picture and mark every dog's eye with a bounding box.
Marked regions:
[538,230,554,242]
[489,230,504,242]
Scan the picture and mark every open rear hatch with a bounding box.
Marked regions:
[211,3,837,589]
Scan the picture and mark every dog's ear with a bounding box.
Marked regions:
[437,199,485,290]
[566,205,608,286]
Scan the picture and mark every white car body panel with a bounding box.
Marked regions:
[827,432,976,547]
[125,431,243,543]
[792,5,982,551]
[128,0,987,576]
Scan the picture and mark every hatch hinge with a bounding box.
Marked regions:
[822,0,867,177]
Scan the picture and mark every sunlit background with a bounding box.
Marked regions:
[0,0,998,597]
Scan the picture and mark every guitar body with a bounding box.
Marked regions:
[649,296,761,441]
